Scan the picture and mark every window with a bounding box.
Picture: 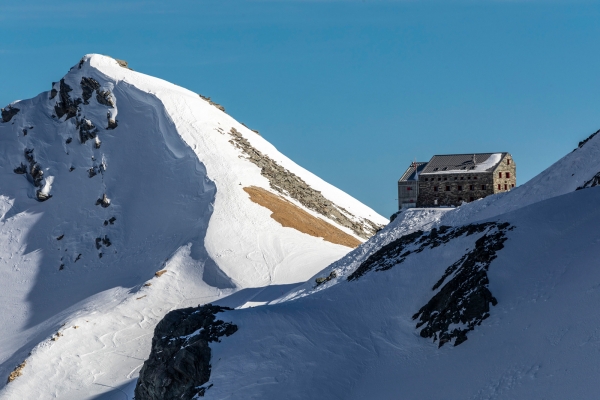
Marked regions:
[474,176,478,180]
[458,198,462,203]
[469,197,474,202]
[454,177,458,180]
[434,186,438,192]
[507,159,511,165]
[506,172,511,178]
[512,183,515,188]
[505,184,508,190]
[481,185,486,190]
[406,187,412,191]
[460,177,464,180]
[434,168,439,171]
[469,185,474,191]
[499,172,502,178]
[445,186,450,191]
[498,184,501,190]
[442,167,447,171]
[444,177,447,181]
[438,178,441,181]
[458,185,463,191]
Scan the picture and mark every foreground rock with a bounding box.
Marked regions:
[135,304,238,400]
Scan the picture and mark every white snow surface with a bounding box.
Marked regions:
[160,127,600,399]
[0,54,385,399]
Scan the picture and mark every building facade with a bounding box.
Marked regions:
[398,153,516,209]
[397,162,428,210]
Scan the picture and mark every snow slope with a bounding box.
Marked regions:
[194,183,600,400]
[0,54,385,399]
[145,129,600,399]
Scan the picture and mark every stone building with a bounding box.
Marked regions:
[397,153,516,209]
[397,161,428,210]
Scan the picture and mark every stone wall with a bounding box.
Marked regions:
[417,173,495,207]
[492,154,517,193]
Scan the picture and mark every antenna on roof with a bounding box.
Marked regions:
[472,154,476,165]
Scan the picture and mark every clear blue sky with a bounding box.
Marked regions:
[2,1,599,218]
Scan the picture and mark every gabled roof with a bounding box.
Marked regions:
[420,153,507,175]
[399,162,428,182]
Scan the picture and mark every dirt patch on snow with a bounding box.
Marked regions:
[244,186,361,248]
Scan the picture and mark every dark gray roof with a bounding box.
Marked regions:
[399,162,428,182]
[420,153,507,174]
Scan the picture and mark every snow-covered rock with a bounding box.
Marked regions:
[0,54,386,399]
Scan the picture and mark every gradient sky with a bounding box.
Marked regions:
[1,1,599,218]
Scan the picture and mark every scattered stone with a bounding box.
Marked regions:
[134,304,237,400]
[228,127,382,238]
[102,236,112,247]
[137,295,147,300]
[577,172,600,190]
[95,238,102,250]
[109,216,116,224]
[75,254,82,262]
[1,105,20,123]
[59,264,64,271]
[66,137,72,144]
[103,220,108,226]
[57,234,64,241]
[144,283,152,287]
[107,112,118,130]
[155,270,167,278]
[94,136,101,149]
[22,128,27,136]
[50,88,58,100]
[576,129,599,150]
[6,361,26,384]
[36,190,52,202]
[99,253,103,258]
[198,94,225,112]
[115,59,131,70]
[69,166,75,172]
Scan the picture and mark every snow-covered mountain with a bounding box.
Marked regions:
[134,129,600,399]
[0,54,386,399]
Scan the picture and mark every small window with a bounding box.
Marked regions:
[506,172,511,178]
[499,172,502,178]
[481,185,486,190]
[406,187,412,191]
[469,197,474,202]
[460,177,464,180]
[438,178,441,181]
[434,186,438,192]
[474,176,478,180]
[442,167,447,171]
[512,183,515,188]
[434,168,439,171]
[470,185,474,191]
[498,184,501,190]
[444,177,447,181]
[458,185,462,191]
[445,186,450,191]
[507,159,511,165]
[458,197,462,202]
[423,178,428,181]
[454,177,458,180]
[469,166,475,170]
[505,184,508,190]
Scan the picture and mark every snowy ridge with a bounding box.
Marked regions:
[0,54,385,399]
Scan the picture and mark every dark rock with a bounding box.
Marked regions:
[95,238,102,250]
[576,129,599,150]
[75,254,82,262]
[103,220,108,226]
[78,118,98,144]
[135,304,237,400]
[1,105,20,123]
[50,88,58,100]
[102,236,111,247]
[96,90,114,107]
[80,77,100,105]
[96,194,111,208]
[59,264,64,271]
[13,163,27,174]
[107,112,118,130]
[54,79,81,120]
[36,190,52,202]
[22,128,27,136]
[577,172,600,190]
[315,270,337,286]
[69,166,75,172]
[109,217,116,225]
[66,137,72,144]
[57,234,64,241]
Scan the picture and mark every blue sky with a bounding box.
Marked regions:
[1,1,599,217]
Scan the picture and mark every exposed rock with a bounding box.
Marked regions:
[94,137,101,149]
[106,112,118,130]
[6,361,26,384]
[115,59,132,70]
[1,105,20,123]
[50,88,58,100]
[96,194,111,208]
[576,129,599,150]
[198,94,225,112]
[577,172,600,190]
[66,137,72,144]
[155,270,167,278]
[315,270,337,286]
[57,234,64,241]
[80,77,100,105]
[96,90,114,107]
[109,216,116,224]
[134,304,237,400]
[13,163,27,174]
[228,128,382,239]
[36,190,52,202]
[54,79,81,120]
[78,118,98,144]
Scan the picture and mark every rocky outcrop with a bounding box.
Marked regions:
[54,79,81,120]
[78,118,98,143]
[198,94,225,112]
[80,77,100,105]
[134,304,237,400]
[347,221,511,347]
[1,105,20,123]
[577,172,600,190]
[576,129,599,150]
[227,128,382,239]
[96,90,114,107]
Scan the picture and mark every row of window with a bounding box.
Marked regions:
[423,176,479,182]
[499,172,511,178]
[434,185,486,192]
[498,183,515,190]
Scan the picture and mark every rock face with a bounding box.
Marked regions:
[1,105,20,123]
[134,304,238,400]
[227,127,382,239]
[348,221,511,347]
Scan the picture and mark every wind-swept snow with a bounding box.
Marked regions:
[0,54,385,399]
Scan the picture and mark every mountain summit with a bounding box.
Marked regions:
[0,54,386,399]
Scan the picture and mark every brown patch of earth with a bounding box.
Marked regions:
[244,186,361,248]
